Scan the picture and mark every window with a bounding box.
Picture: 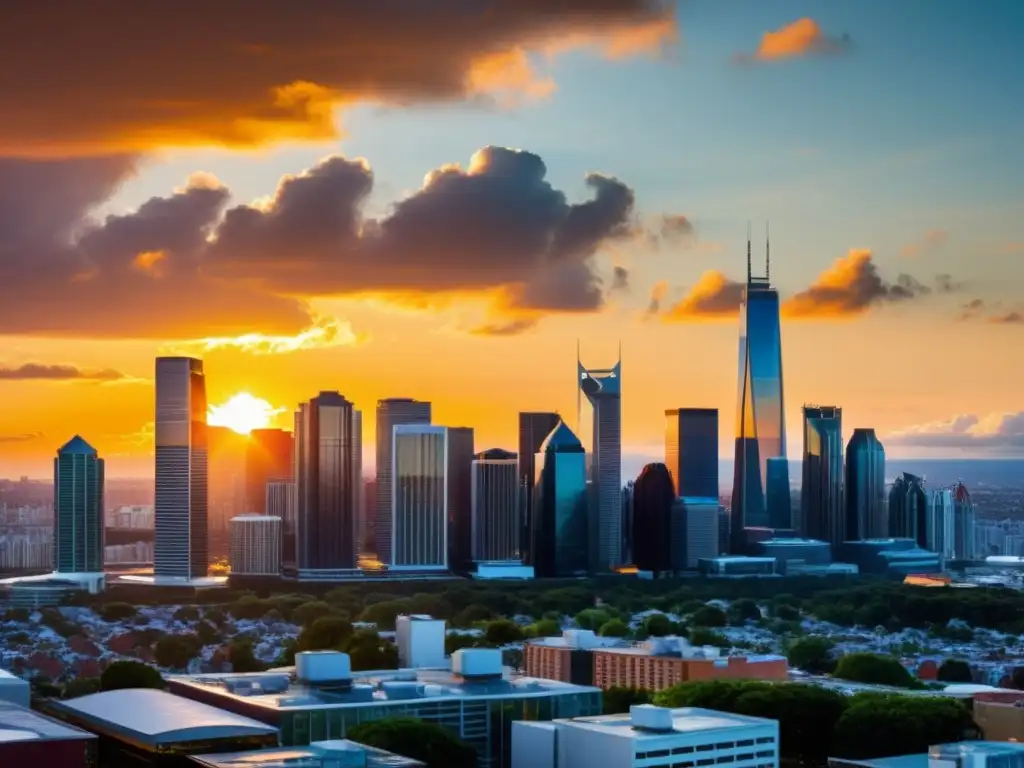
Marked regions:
[756,750,774,758]
[755,737,773,744]
[716,755,735,763]
[672,746,695,755]
[736,740,754,747]
[696,743,714,752]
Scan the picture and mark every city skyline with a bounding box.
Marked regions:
[2,3,1023,480]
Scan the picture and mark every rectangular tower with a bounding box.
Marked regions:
[446,426,475,573]
[54,436,105,574]
[578,355,622,572]
[518,412,560,562]
[374,398,431,563]
[471,449,520,563]
[665,408,719,499]
[801,405,844,547]
[352,409,364,553]
[154,356,208,580]
[392,424,448,570]
[245,428,293,514]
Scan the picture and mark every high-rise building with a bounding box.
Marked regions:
[844,428,886,540]
[800,405,844,547]
[470,449,520,563]
[154,356,208,581]
[888,472,928,547]
[531,421,589,578]
[229,515,282,576]
[207,425,248,535]
[731,233,789,552]
[392,425,449,570]
[375,398,431,563]
[950,481,976,560]
[664,408,719,498]
[53,435,105,574]
[351,409,364,553]
[446,426,475,573]
[671,498,721,570]
[578,352,622,572]
[929,488,955,559]
[518,412,561,562]
[295,392,358,574]
[245,428,293,514]
[267,480,296,570]
[631,463,675,574]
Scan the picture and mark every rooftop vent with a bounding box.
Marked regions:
[295,651,352,686]
[380,681,424,701]
[631,705,675,732]
[452,648,503,679]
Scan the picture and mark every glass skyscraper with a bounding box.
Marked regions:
[531,421,589,578]
[844,428,886,540]
[53,435,105,574]
[664,408,719,499]
[950,481,976,560]
[888,472,928,548]
[470,448,520,562]
[374,398,431,563]
[632,462,675,573]
[578,353,622,572]
[518,411,561,562]
[801,405,844,547]
[392,424,448,570]
[445,426,475,573]
[731,240,789,552]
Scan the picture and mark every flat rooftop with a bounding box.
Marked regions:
[191,739,425,767]
[0,700,95,744]
[170,667,599,713]
[562,706,776,741]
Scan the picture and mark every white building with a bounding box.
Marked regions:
[513,704,779,768]
[392,425,448,570]
[0,670,30,707]
[229,515,282,576]
[672,498,721,570]
[395,614,446,669]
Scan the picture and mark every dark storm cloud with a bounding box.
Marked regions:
[0,364,126,381]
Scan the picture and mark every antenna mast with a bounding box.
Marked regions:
[746,221,752,283]
[765,220,771,282]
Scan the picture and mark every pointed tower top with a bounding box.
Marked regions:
[746,220,752,283]
[765,220,771,283]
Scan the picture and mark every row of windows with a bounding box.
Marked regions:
[637,738,776,761]
[645,763,775,768]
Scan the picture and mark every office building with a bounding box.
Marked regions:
[531,421,589,578]
[665,408,719,498]
[351,409,364,552]
[801,405,844,547]
[838,538,940,576]
[471,449,520,563]
[672,498,721,570]
[207,425,248,534]
[375,398,431,563]
[154,356,209,581]
[53,435,104,574]
[395,614,446,669]
[267,480,296,569]
[295,392,359,575]
[168,648,602,768]
[392,424,448,570]
[245,428,293,514]
[578,351,623,572]
[888,472,929,548]
[631,463,675,574]
[951,481,976,560]
[0,700,96,768]
[446,426,475,573]
[930,488,955,559]
[732,233,790,551]
[844,428,886,540]
[229,514,282,576]
[519,412,561,559]
[512,705,779,768]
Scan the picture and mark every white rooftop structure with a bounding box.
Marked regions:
[0,670,29,708]
[395,614,446,670]
[529,629,629,651]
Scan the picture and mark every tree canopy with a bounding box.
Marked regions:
[101,660,165,692]
[833,653,921,689]
[786,636,836,674]
[347,717,477,768]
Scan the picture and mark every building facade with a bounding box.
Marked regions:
[471,449,520,563]
[53,436,105,574]
[244,428,293,515]
[531,421,589,578]
[888,472,929,548]
[951,481,976,560]
[446,426,475,573]
[800,405,844,547]
[351,410,364,553]
[665,408,719,498]
[671,498,721,570]
[518,412,561,563]
[631,463,675,573]
[732,239,789,551]
[154,356,208,580]
[929,488,955,559]
[844,428,886,540]
[578,354,623,572]
[267,481,296,570]
[374,398,431,563]
[392,425,448,569]
[229,515,282,575]
[295,392,359,574]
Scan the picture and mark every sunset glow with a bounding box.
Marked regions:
[207,393,282,435]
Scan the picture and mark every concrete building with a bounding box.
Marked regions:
[392,424,449,570]
[168,648,602,768]
[697,556,777,577]
[192,740,426,767]
[0,700,95,768]
[395,614,446,669]
[671,498,721,571]
[229,515,282,576]
[375,398,431,564]
[471,449,520,564]
[512,704,779,768]
[53,435,105,574]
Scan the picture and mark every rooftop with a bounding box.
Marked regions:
[58,435,97,455]
[47,688,278,746]
[562,705,776,741]
[0,700,95,744]
[191,739,426,767]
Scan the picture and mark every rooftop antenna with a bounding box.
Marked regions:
[746,220,752,283]
[765,220,771,283]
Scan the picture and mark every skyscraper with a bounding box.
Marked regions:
[665,408,719,498]
[295,391,358,574]
[578,351,622,572]
[471,449,520,563]
[154,356,208,581]
[950,481,976,560]
[267,480,296,571]
[801,405,844,547]
[845,428,886,540]
[392,424,448,569]
[518,411,561,561]
[351,410,364,552]
[929,488,954,559]
[53,435,104,574]
[888,472,928,547]
[732,232,789,551]
[245,428,293,514]
[531,421,589,578]
[375,398,431,563]
[631,463,675,574]
[446,426,475,573]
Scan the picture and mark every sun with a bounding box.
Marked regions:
[207,392,282,435]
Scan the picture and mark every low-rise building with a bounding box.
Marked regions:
[698,557,778,577]
[0,669,30,707]
[525,630,630,685]
[512,704,779,768]
[190,739,425,767]
[0,700,96,768]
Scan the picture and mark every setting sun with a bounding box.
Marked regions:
[208,392,282,435]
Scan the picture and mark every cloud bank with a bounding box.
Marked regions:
[736,18,851,64]
[0,364,127,381]
[888,412,1024,451]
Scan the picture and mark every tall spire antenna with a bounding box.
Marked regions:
[746,220,752,283]
[765,220,771,283]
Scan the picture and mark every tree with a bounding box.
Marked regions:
[773,604,801,622]
[575,608,612,631]
[154,633,203,669]
[832,695,976,759]
[641,612,676,637]
[297,615,354,652]
[483,619,524,645]
[347,717,477,768]
[344,629,399,671]
[230,595,272,621]
[445,633,480,655]
[63,677,102,699]
[833,653,919,688]
[603,686,652,715]
[688,627,728,648]
[99,602,138,622]
[451,603,494,628]
[172,605,200,623]
[598,619,630,637]
[195,619,221,646]
[786,636,836,674]
[530,618,561,637]
[4,607,30,622]
[293,600,334,627]
[101,660,165,691]
[690,605,727,628]
[228,638,266,673]
[727,598,761,625]
[937,659,973,683]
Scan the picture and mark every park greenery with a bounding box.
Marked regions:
[347,718,477,768]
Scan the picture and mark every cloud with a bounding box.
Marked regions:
[782,249,931,318]
[0,363,127,381]
[957,298,1024,324]
[934,273,964,293]
[900,229,948,258]
[611,266,630,292]
[646,280,669,316]
[662,271,745,320]
[0,2,676,157]
[470,317,540,337]
[888,412,1024,451]
[169,317,363,355]
[0,432,44,444]
[736,18,851,64]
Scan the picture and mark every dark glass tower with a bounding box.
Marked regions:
[631,463,675,574]
[530,421,589,578]
[517,412,560,561]
[665,408,719,499]
[845,428,886,540]
[731,234,789,552]
[245,428,293,514]
[888,472,928,548]
[578,353,622,572]
[471,449,520,562]
[446,426,476,574]
[374,398,431,563]
[801,405,844,547]
[53,435,105,573]
[951,481,976,560]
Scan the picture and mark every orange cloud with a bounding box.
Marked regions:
[661,271,745,320]
[900,229,947,258]
[737,18,851,63]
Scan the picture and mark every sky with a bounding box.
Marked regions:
[1,0,1023,479]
